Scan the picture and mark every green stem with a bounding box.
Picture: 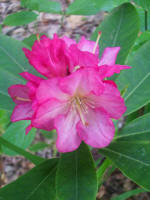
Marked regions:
[145,10,148,31]
[97,158,114,187]
[0,136,45,165]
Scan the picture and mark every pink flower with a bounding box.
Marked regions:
[32,69,126,152]
[8,72,43,134]
[23,34,70,78]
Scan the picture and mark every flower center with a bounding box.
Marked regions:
[70,96,90,126]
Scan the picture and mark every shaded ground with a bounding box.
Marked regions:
[0,0,150,199]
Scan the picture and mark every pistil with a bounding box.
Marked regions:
[14,96,31,102]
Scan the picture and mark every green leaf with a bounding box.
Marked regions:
[111,188,147,200]
[29,142,49,152]
[3,11,38,26]
[21,0,61,14]
[0,136,44,165]
[116,40,150,115]
[91,3,140,65]
[0,34,37,110]
[133,0,150,11]
[66,0,131,15]
[100,113,150,190]
[2,121,35,156]
[0,158,58,200]
[56,143,97,200]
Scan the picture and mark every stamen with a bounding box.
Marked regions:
[36,33,40,42]
[75,97,88,126]
[73,65,80,72]
[14,96,31,102]
[92,31,101,54]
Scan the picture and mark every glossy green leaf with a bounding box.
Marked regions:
[116,40,150,115]
[111,188,147,200]
[0,136,44,165]
[0,34,37,110]
[100,113,150,190]
[0,159,58,200]
[56,143,97,200]
[2,121,35,156]
[91,3,140,65]
[3,11,38,26]
[21,0,61,14]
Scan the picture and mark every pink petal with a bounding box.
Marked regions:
[23,35,69,78]
[77,108,115,148]
[20,72,43,85]
[32,98,68,131]
[99,47,120,66]
[55,110,81,153]
[8,85,30,104]
[60,69,104,96]
[36,78,68,104]
[62,36,76,47]
[91,83,126,119]
[11,103,33,122]
[77,36,99,55]
[99,64,131,79]
[68,45,99,73]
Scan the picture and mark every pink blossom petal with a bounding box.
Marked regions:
[62,36,76,47]
[55,110,81,153]
[36,78,68,104]
[99,47,120,66]
[68,45,99,72]
[77,36,99,55]
[20,72,43,85]
[60,69,104,96]
[32,98,68,131]
[23,35,69,78]
[77,108,115,148]
[99,64,131,79]
[91,83,126,119]
[11,103,33,122]
[8,85,30,104]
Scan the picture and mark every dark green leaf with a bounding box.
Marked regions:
[136,7,150,31]
[133,31,150,51]
[100,113,150,190]
[56,143,97,200]
[21,0,61,14]
[0,136,44,165]
[3,11,38,26]
[116,41,150,115]
[2,121,35,156]
[0,159,58,200]
[91,3,140,65]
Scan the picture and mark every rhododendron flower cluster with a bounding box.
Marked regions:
[8,33,130,153]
